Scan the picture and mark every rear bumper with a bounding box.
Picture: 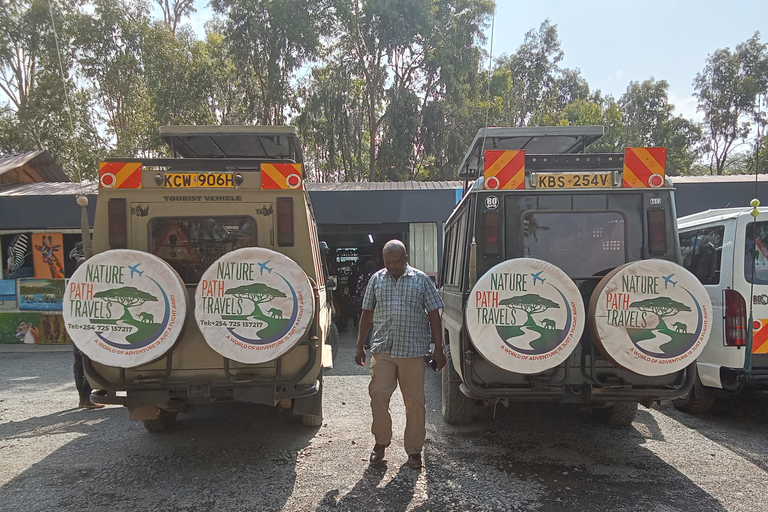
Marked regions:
[459,361,695,405]
[720,366,768,391]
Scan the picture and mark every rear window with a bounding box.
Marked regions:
[149,216,257,283]
[680,226,723,285]
[521,211,626,277]
[746,222,768,285]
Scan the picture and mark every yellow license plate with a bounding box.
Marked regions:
[535,172,612,189]
[163,173,233,188]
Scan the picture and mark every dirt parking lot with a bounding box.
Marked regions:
[1,334,767,511]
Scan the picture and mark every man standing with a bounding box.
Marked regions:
[355,240,446,470]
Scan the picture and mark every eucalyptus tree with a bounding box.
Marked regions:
[618,78,701,175]
[75,0,155,157]
[694,32,768,175]
[209,0,331,125]
[155,0,196,36]
[492,19,563,127]
[0,0,103,180]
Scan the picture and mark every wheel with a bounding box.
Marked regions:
[673,376,715,414]
[442,357,475,424]
[142,409,178,432]
[328,322,340,361]
[300,413,323,426]
[592,402,638,426]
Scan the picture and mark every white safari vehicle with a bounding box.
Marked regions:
[64,126,336,431]
[439,126,712,425]
[676,206,768,413]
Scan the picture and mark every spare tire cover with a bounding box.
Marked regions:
[465,258,585,374]
[63,249,188,368]
[195,247,315,364]
[588,259,712,377]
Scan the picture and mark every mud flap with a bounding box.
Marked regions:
[293,378,322,417]
[127,390,171,420]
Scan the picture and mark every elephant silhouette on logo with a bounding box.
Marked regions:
[541,318,556,329]
[268,307,283,319]
[673,321,687,333]
[139,311,154,323]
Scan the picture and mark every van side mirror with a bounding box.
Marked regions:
[319,241,330,254]
[326,276,337,291]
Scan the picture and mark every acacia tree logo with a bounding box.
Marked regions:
[629,297,691,331]
[499,293,559,326]
[93,286,158,321]
[226,283,286,318]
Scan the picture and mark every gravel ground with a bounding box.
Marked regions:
[1,333,767,512]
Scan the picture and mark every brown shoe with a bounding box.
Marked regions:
[79,401,104,409]
[406,453,422,470]
[369,443,386,465]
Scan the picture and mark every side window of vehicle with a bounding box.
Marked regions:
[681,226,723,285]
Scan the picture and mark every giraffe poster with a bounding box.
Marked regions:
[32,233,66,279]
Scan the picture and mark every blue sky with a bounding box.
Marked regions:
[181,0,767,121]
[490,0,768,120]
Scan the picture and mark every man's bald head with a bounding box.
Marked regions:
[382,239,408,279]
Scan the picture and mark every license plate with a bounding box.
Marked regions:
[535,172,612,189]
[163,173,233,188]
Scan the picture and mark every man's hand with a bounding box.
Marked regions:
[355,345,367,367]
[432,350,447,371]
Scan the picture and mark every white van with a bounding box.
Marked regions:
[676,207,768,413]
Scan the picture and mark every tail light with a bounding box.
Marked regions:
[724,289,747,347]
[277,197,294,247]
[108,198,127,249]
[484,212,499,255]
[647,208,667,255]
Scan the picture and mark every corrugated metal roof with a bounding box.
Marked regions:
[0,181,97,197]
[669,175,768,183]
[306,181,463,191]
[0,150,70,182]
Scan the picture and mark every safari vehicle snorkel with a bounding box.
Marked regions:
[440,126,711,426]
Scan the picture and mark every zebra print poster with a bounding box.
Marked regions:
[1,233,34,279]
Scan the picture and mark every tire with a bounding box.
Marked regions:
[442,357,475,425]
[673,376,715,414]
[142,409,178,433]
[592,402,638,426]
[328,322,340,361]
[300,413,323,427]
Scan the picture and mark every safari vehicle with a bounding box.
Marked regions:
[439,126,712,426]
[63,125,337,431]
[675,206,768,413]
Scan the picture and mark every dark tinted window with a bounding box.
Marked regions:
[680,226,723,285]
[149,216,256,283]
[521,211,626,277]
[745,222,768,284]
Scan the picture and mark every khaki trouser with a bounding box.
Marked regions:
[369,352,426,455]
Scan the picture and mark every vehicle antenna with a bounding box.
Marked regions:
[468,5,496,288]
[746,93,764,372]
[48,0,92,259]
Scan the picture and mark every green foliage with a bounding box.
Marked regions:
[694,32,768,175]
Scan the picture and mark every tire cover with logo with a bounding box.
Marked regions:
[195,247,315,364]
[63,249,188,369]
[465,258,585,374]
[588,259,712,377]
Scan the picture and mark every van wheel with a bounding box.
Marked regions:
[592,402,638,426]
[442,358,474,424]
[142,409,178,432]
[673,377,715,414]
[300,413,323,427]
[329,322,340,361]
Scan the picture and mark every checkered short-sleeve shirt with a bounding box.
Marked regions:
[362,264,444,358]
